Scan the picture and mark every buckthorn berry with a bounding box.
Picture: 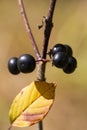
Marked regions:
[51,43,73,57]
[64,44,73,57]
[17,54,36,73]
[63,56,77,74]
[52,52,68,68]
[8,57,20,75]
[51,43,66,56]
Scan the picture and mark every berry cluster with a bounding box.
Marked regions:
[49,43,77,74]
[8,54,36,75]
[8,43,77,75]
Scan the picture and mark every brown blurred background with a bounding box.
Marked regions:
[0,0,87,130]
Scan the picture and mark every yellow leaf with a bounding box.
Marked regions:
[9,81,56,127]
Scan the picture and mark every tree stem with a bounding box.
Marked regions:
[38,121,43,130]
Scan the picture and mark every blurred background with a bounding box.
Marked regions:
[0,0,87,130]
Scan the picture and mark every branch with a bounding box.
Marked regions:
[37,0,57,81]
[42,0,57,59]
[18,0,41,59]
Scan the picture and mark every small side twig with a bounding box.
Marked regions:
[8,125,12,130]
[18,0,41,59]
[42,0,57,59]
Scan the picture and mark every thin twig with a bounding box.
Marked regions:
[42,0,57,59]
[18,0,41,59]
[8,125,12,130]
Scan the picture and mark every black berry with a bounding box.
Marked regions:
[50,43,73,58]
[17,54,36,73]
[63,56,77,74]
[52,52,68,68]
[51,43,66,56]
[8,57,20,75]
[64,44,73,57]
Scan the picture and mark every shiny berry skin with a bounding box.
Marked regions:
[63,56,77,74]
[51,43,66,56]
[52,52,68,68]
[65,45,73,57]
[17,54,36,73]
[8,57,20,75]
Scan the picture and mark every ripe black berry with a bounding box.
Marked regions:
[50,43,73,58]
[51,43,66,56]
[64,44,73,57]
[63,56,77,74]
[8,57,20,75]
[17,54,36,73]
[52,52,68,68]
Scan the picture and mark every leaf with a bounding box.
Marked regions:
[9,81,56,127]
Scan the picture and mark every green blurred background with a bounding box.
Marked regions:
[0,0,87,130]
